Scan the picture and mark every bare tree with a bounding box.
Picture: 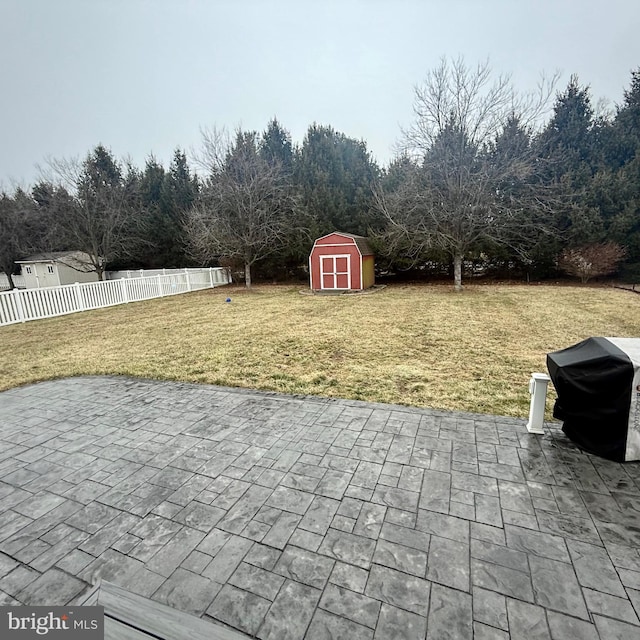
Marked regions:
[380,57,558,291]
[41,146,141,280]
[559,242,627,283]
[186,128,298,288]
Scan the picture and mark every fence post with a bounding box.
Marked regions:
[209,267,214,288]
[157,274,164,297]
[14,290,26,323]
[74,282,84,311]
[120,278,129,303]
[185,268,191,292]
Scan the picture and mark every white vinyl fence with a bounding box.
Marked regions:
[0,267,231,327]
[0,273,25,290]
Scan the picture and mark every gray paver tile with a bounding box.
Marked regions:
[229,561,285,600]
[371,485,419,512]
[316,470,352,500]
[374,603,426,640]
[426,583,472,640]
[472,586,508,631]
[201,534,253,583]
[262,511,302,549]
[415,509,469,543]
[319,583,381,628]
[427,536,469,591]
[470,522,505,546]
[472,537,529,573]
[567,538,627,597]
[273,545,334,589]
[244,543,282,571]
[328,561,369,593]
[529,554,589,619]
[546,611,599,640]
[266,486,314,515]
[208,583,271,636]
[180,549,212,574]
[1,566,40,598]
[146,525,206,577]
[474,622,509,640]
[317,529,376,569]
[16,568,85,605]
[307,610,374,640]
[471,558,534,602]
[374,538,427,578]
[299,496,340,536]
[593,615,640,640]
[365,564,431,616]
[506,598,551,640]
[505,524,569,562]
[216,484,272,534]
[197,527,231,556]
[582,587,640,625]
[353,502,386,539]
[257,579,322,640]
[289,528,323,551]
[153,567,219,615]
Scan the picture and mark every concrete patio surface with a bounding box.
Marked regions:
[1,376,640,639]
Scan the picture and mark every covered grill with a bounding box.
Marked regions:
[547,337,640,462]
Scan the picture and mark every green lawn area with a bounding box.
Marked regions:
[2,283,639,417]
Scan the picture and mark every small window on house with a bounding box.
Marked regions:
[25,266,32,274]
[47,265,54,274]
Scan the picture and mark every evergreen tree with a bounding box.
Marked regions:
[295,124,380,238]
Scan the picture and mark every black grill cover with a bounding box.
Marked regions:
[547,337,635,462]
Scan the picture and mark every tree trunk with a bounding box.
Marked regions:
[6,272,15,290]
[97,267,105,281]
[453,254,463,292]
[244,262,252,288]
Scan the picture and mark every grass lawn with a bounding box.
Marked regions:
[2,283,639,417]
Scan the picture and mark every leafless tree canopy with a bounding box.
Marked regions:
[402,57,557,156]
[185,129,298,287]
[379,57,559,291]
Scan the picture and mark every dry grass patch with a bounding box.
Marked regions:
[2,283,639,417]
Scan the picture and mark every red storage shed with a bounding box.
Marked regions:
[309,232,375,291]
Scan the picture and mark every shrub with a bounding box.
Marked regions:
[559,242,627,283]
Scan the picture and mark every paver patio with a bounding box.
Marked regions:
[1,376,640,639]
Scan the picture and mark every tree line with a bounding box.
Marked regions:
[1,58,639,289]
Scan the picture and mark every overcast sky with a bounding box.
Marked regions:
[1,0,638,188]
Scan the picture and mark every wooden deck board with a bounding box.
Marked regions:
[76,581,249,640]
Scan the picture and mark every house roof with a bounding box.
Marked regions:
[315,232,374,256]
[16,251,95,272]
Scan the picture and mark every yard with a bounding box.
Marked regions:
[2,283,639,417]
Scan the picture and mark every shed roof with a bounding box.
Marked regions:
[315,232,374,256]
[16,251,95,272]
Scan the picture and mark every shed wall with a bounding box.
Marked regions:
[57,263,99,285]
[310,243,361,290]
[362,255,375,289]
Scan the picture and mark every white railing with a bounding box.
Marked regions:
[0,267,231,327]
[0,273,26,290]
[106,267,220,281]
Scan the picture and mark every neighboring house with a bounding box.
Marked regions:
[16,252,100,289]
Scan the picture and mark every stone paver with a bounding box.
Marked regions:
[2,376,640,639]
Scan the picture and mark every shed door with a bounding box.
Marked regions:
[321,255,350,289]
